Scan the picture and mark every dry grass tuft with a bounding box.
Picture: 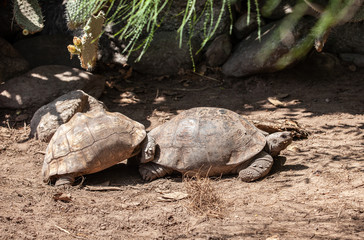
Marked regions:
[183,172,226,218]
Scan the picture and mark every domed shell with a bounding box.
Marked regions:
[42,110,146,183]
[148,107,266,172]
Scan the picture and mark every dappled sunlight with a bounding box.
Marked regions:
[30,73,48,80]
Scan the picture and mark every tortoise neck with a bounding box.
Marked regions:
[265,141,280,157]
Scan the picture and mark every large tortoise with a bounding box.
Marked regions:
[139,107,292,181]
[42,109,146,186]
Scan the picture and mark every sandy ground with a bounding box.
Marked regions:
[0,52,363,239]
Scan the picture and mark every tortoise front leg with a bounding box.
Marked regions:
[139,162,173,181]
[238,151,273,182]
[55,174,75,186]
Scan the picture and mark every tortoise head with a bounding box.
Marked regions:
[140,134,156,163]
[266,131,292,156]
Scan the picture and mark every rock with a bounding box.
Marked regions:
[233,12,262,40]
[13,35,81,69]
[30,90,106,142]
[339,53,364,67]
[260,0,298,19]
[0,38,30,83]
[324,23,364,55]
[0,3,22,40]
[205,34,232,67]
[222,18,315,77]
[129,31,200,76]
[128,1,230,75]
[0,65,105,109]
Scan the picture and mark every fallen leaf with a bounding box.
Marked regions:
[267,97,286,107]
[158,192,188,202]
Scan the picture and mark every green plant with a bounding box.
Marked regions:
[13,0,44,34]
[13,0,362,72]
[67,11,106,70]
[13,0,236,70]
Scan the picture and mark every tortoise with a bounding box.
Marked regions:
[139,107,292,181]
[42,109,146,186]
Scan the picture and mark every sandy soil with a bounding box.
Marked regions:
[1,52,363,239]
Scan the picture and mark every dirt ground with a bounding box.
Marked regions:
[1,52,363,239]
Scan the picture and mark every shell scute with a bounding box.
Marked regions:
[42,110,146,184]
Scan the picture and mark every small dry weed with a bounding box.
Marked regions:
[183,172,226,218]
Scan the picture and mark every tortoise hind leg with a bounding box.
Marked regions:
[237,151,273,182]
[139,162,173,181]
[55,174,75,186]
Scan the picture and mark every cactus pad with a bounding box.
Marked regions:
[13,0,44,34]
[65,0,105,30]
[68,11,105,71]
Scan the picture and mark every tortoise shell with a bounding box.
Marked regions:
[42,109,146,184]
[147,107,266,175]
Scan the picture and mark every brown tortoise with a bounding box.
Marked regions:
[42,109,146,186]
[139,107,292,181]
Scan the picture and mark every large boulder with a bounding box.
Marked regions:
[128,1,231,75]
[222,17,315,77]
[0,65,105,109]
[324,22,364,55]
[205,34,232,67]
[233,12,263,40]
[0,38,30,83]
[129,31,200,76]
[30,90,106,142]
[260,0,298,20]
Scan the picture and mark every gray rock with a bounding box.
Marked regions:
[205,34,232,67]
[30,90,106,142]
[260,0,298,19]
[129,31,200,76]
[13,35,81,69]
[128,1,230,75]
[324,23,364,55]
[339,53,364,67]
[233,12,263,40]
[0,65,105,109]
[222,18,314,77]
[0,3,22,40]
[0,38,30,83]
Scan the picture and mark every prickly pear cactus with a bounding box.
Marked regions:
[65,0,104,30]
[68,11,105,70]
[13,0,44,34]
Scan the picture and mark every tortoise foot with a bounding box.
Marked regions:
[139,162,173,181]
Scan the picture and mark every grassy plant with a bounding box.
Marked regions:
[183,172,226,218]
[14,0,361,71]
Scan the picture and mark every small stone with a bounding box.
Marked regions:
[287,145,301,153]
[325,98,330,103]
